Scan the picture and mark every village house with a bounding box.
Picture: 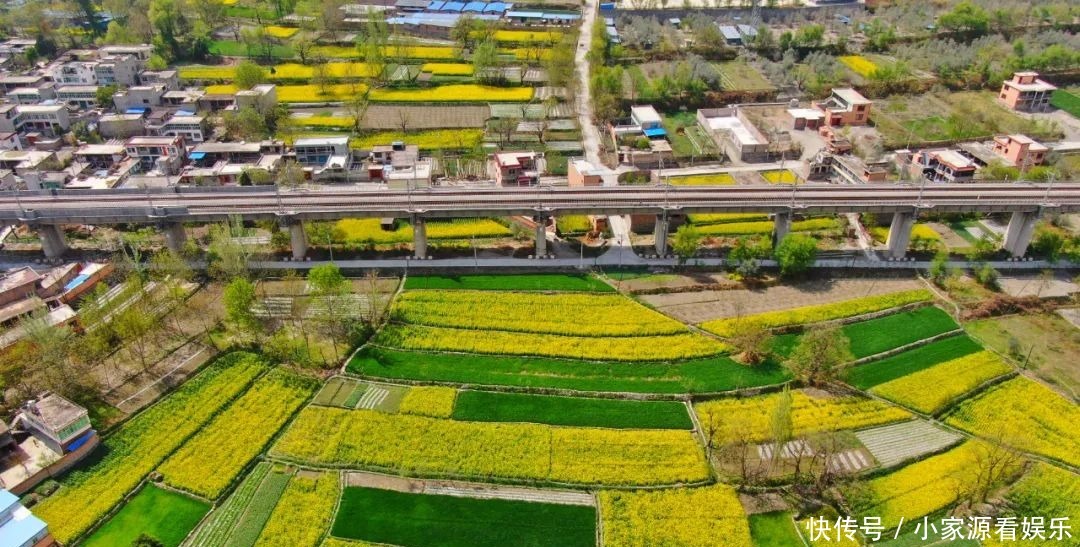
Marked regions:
[815,88,872,127]
[999,71,1056,112]
[992,134,1048,168]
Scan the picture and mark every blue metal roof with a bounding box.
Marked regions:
[67,430,95,452]
[643,127,667,138]
[483,1,509,12]
[427,0,445,8]
[125,107,147,114]
[63,274,90,292]
[188,151,207,160]
[0,491,47,547]
[442,1,464,11]
[462,1,486,11]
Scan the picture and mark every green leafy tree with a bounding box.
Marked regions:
[671,224,702,265]
[938,1,990,38]
[95,84,118,109]
[769,386,793,467]
[308,264,351,354]
[234,61,268,90]
[787,325,852,386]
[223,277,259,337]
[472,39,499,82]
[774,234,817,277]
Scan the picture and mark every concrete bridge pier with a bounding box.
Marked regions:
[1003,211,1040,257]
[289,221,307,260]
[885,211,916,259]
[653,213,669,256]
[162,222,187,253]
[772,212,792,247]
[412,216,427,259]
[38,224,68,259]
[534,215,548,257]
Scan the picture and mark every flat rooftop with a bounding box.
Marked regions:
[703,111,766,146]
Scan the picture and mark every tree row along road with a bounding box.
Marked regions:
[1,183,1078,222]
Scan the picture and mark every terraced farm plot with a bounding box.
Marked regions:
[844,335,984,390]
[851,441,1019,529]
[599,485,752,547]
[390,290,689,337]
[700,289,934,337]
[358,105,490,130]
[688,213,769,225]
[748,512,803,547]
[184,462,272,547]
[987,463,1079,547]
[452,391,693,429]
[334,218,512,245]
[216,468,292,547]
[668,173,737,185]
[331,487,595,547]
[33,352,267,544]
[253,472,339,547]
[404,274,613,291]
[83,484,209,547]
[159,369,318,499]
[945,376,1080,467]
[350,346,791,394]
[375,323,729,361]
[313,377,362,407]
[841,306,958,359]
[398,386,457,418]
[854,420,962,468]
[871,351,1013,414]
[695,218,839,237]
[271,406,710,486]
[694,390,911,445]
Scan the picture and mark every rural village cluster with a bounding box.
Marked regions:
[0,0,1076,545]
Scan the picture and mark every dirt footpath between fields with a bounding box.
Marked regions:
[641,278,924,324]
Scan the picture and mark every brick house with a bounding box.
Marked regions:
[999,72,1056,112]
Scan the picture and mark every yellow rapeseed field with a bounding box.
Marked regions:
[372,84,533,102]
[945,377,1080,467]
[310,45,458,60]
[158,369,317,499]
[983,463,1079,547]
[254,472,339,547]
[694,390,911,445]
[870,224,942,243]
[375,323,730,361]
[761,169,799,184]
[391,290,690,337]
[490,30,563,43]
[856,441,1019,528]
[33,353,267,544]
[334,218,510,244]
[872,351,1013,414]
[696,218,839,237]
[599,485,753,547]
[264,25,299,39]
[271,407,710,486]
[398,386,457,418]
[700,289,934,336]
[839,55,880,78]
[182,62,376,81]
[420,63,474,75]
[669,173,737,185]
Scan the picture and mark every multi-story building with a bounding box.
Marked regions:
[158,115,207,143]
[14,392,92,456]
[294,136,350,167]
[6,85,56,105]
[235,84,278,115]
[0,75,46,93]
[56,85,99,109]
[99,44,154,63]
[112,84,165,113]
[815,87,872,127]
[73,143,128,170]
[138,69,179,90]
[98,113,147,138]
[125,135,184,174]
[491,151,540,186]
[93,54,140,86]
[49,60,98,85]
[992,134,1048,168]
[999,71,1056,112]
[909,149,978,183]
[0,105,71,136]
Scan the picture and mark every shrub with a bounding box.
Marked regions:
[774,234,817,277]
